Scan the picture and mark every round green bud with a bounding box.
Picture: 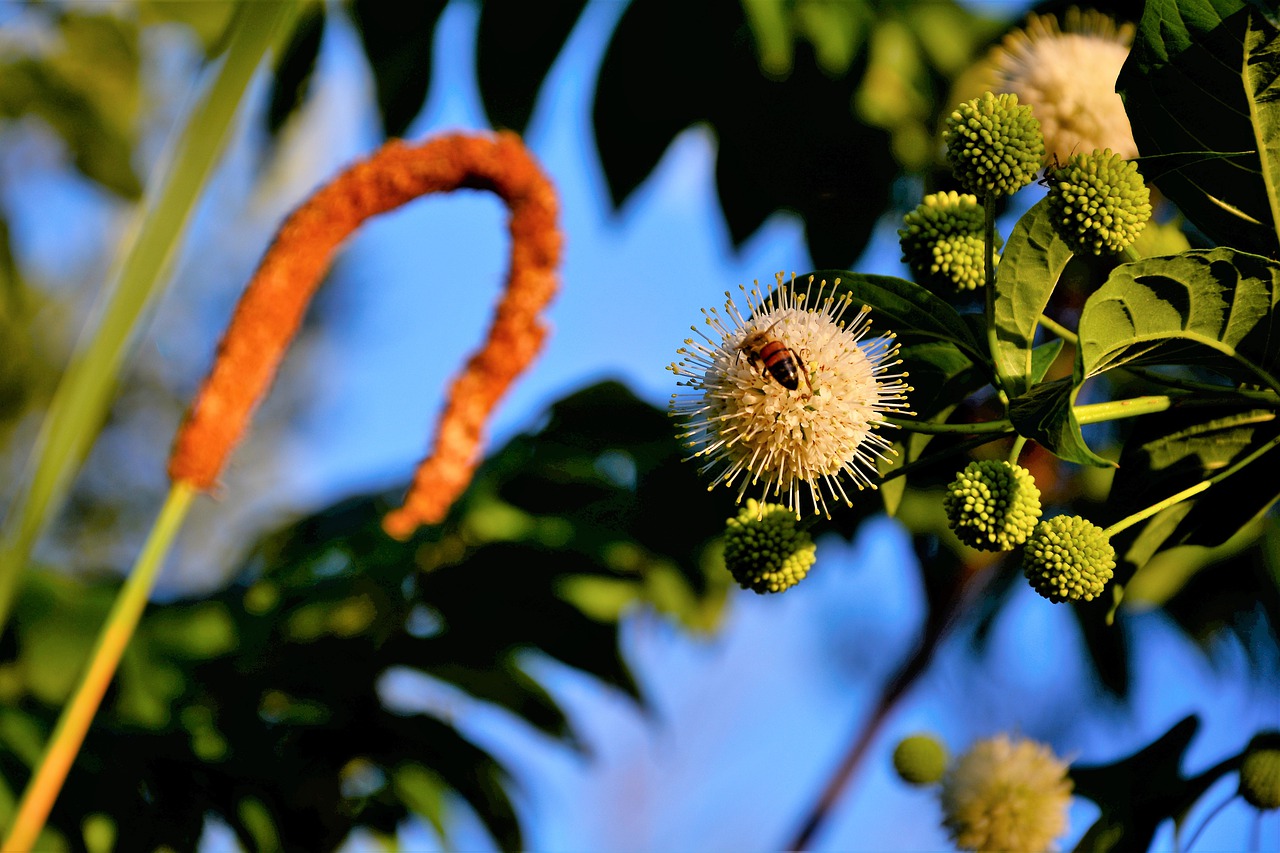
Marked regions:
[898,191,1002,292]
[944,460,1042,551]
[893,733,949,786]
[723,499,817,594]
[944,92,1045,199]
[1240,748,1280,811]
[1023,515,1116,603]
[1047,148,1152,255]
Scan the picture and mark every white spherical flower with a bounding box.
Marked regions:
[982,8,1138,163]
[940,734,1073,853]
[668,273,912,518]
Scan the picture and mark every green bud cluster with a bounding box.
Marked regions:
[898,191,1000,292]
[943,460,1042,551]
[1047,148,1151,255]
[944,92,1044,199]
[893,733,949,786]
[1023,515,1115,602]
[723,499,817,594]
[1240,747,1280,811]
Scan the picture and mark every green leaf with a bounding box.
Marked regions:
[350,0,447,137]
[1244,8,1280,249]
[1008,377,1113,467]
[1109,406,1280,566]
[1118,0,1279,255]
[1078,249,1280,392]
[804,270,987,363]
[476,0,587,134]
[1029,338,1065,386]
[991,198,1075,397]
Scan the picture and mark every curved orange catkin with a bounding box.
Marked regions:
[168,131,561,539]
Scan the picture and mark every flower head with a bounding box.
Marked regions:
[894,733,949,787]
[1240,747,1280,811]
[899,191,1001,292]
[940,734,1072,853]
[723,499,817,593]
[944,460,1042,551]
[669,273,911,518]
[1047,148,1151,256]
[1024,515,1116,603]
[944,92,1044,199]
[981,8,1138,163]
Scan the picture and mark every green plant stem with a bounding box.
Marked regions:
[1103,432,1280,538]
[0,0,302,635]
[1007,435,1027,465]
[885,395,1176,436]
[1037,312,1078,345]
[982,194,1003,397]
[3,482,195,852]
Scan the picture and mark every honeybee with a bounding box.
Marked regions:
[737,320,812,394]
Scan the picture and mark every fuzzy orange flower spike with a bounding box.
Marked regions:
[168,131,561,539]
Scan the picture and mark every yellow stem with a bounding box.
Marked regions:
[3,483,195,851]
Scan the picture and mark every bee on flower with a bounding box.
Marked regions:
[668,272,912,518]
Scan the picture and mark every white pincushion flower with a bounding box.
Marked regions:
[940,734,1073,853]
[668,273,911,518]
[982,8,1138,163]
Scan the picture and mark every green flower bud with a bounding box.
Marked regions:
[893,733,949,786]
[944,460,1041,551]
[944,92,1045,199]
[1047,148,1151,255]
[1023,515,1115,602]
[723,499,817,594]
[1240,747,1280,811]
[898,191,1002,292]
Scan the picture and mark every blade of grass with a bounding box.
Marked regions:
[2,482,195,852]
[0,0,303,631]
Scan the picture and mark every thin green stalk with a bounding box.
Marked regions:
[3,482,195,852]
[1103,432,1280,538]
[0,0,302,633]
[982,194,1003,399]
[1007,435,1027,465]
[1122,364,1280,404]
[890,396,1182,437]
[1037,312,1077,346]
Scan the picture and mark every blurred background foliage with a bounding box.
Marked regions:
[0,0,1274,850]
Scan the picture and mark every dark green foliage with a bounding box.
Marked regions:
[0,383,727,851]
[476,0,588,134]
[351,0,449,138]
[267,4,327,136]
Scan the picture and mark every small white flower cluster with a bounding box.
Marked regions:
[668,273,911,518]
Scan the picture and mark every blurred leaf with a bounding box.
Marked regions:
[1118,0,1279,255]
[0,11,143,197]
[267,3,326,135]
[991,198,1075,398]
[476,0,587,133]
[1071,715,1241,853]
[593,0,895,267]
[351,0,447,137]
[138,0,238,56]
